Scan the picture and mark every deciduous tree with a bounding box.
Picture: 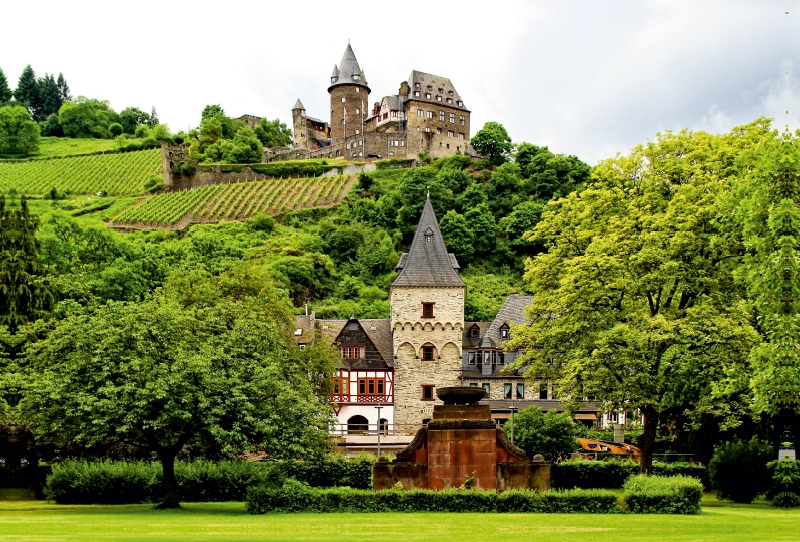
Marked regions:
[470,121,513,165]
[0,106,40,156]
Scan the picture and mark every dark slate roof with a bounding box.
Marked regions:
[293,99,305,110]
[391,195,466,288]
[328,43,370,91]
[480,294,534,348]
[462,321,492,349]
[306,116,326,124]
[381,95,403,111]
[356,318,394,368]
[406,70,468,111]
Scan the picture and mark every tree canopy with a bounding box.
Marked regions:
[0,106,40,156]
[470,121,513,165]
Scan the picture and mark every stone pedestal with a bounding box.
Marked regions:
[373,403,550,492]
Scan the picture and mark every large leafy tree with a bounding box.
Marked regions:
[58,97,116,138]
[506,127,762,473]
[0,106,40,156]
[730,134,800,431]
[23,266,334,508]
[470,121,513,165]
[255,118,293,147]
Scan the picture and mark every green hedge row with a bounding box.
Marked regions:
[43,458,373,504]
[245,481,620,514]
[375,158,414,170]
[552,460,709,490]
[622,475,704,514]
[245,475,703,514]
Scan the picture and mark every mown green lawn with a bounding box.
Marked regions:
[1,496,798,542]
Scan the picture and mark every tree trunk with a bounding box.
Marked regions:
[156,449,180,509]
[639,405,659,475]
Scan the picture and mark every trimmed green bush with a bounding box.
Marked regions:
[245,482,621,514]
[551,460,708,490]
[44,461,159,504]
[622,475,703,514]
[767,458,800,508]
[376,158,413,170]
[279,456,374,489]
[708,438,773,503]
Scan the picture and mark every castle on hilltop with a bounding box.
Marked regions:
[285,43,476,162]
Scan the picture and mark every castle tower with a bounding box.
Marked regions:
[292,99,308,150]
[328,43,370,145]
[390,194,466,428]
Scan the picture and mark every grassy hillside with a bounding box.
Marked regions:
[111,174,355,229]
[0,137,152,160]
[0,149,161,195]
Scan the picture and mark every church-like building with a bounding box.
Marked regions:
[283,43,477,163]
[295,195,606,454]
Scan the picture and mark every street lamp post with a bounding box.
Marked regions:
[509,404,518,446]
[374,404,383,459]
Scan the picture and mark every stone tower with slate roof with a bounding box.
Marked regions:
[328,43,370,145]
[390,194,466,427]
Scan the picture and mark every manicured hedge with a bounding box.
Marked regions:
[245,481,620,514]
[43,458,371,504]
[622,475,703,514]
[551,460,709,490]
[199,162,338,178]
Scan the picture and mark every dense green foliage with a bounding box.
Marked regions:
[708,437,774,503]
[245,481,620,514]
[188,106,278,164]
[43,456,375,504]
[470,121,513,165]
[0,106,40,156]
[0,148,161,195]
[551,460,709,490]
[622,474,703,514]
[506,407,580,461]
[767,458,800,508]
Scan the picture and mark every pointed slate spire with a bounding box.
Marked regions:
[292,99,305,111]
[392,194,466,288]
[328,43,369,91]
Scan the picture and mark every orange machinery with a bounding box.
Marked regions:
[576,438,641,461]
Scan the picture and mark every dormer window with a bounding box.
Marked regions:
[500,323,510,339]
[457,101,463,107]
[449,90,454,96]
[331,76,338,83]
[423,226,434,243]
[415,82,420,88]
[469,324,480,339]
[353,74,361,81]
[425,93,431,99]
[438,88,443,93]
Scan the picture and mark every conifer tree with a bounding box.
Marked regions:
[0,69,12,104]
[56,73,71,102]
[13,66,39,119]
[37,74,61,119]
[0,195,53,334]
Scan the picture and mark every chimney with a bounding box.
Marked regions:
[399,81,410,97]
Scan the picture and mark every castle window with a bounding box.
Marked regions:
[342,97,346,102]
[504,384,512,399]
[418,109,424,117]
[447,98,453,104]
[436,128,442,134]
[425,127,430,132]
[356,108,360,114]
[401,141,405,146]
[446,143,450,149]
[448,130,454,137]
[422,346,435,361]
[517,383,524,399]
[460,115,466,125]
[415,91,420,97]
[436,95,442,102]
[450,113,455,123]
[422,302,435,318]
[422,385,435,401]
[427,111,433,118]
[341,346,365,360]
[458,133,465,139]
[425,93,431,99]
[439,111,445,121]
[482,383,490,398]
[457,101,463,106]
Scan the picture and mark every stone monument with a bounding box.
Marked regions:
[373,387,550,491]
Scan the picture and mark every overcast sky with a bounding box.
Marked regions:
[1,1,797,164]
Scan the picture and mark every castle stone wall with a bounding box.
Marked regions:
[329,84,370,145]
[391,286,465,428]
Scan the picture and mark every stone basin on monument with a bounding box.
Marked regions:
[436,386,486,405]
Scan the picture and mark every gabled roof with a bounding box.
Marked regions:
[328,43,370,92]
[392,195,466,288]
[292,99,305,111]
[380,95,404,111]
[480,294,534,348]
[406,70,468,111]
